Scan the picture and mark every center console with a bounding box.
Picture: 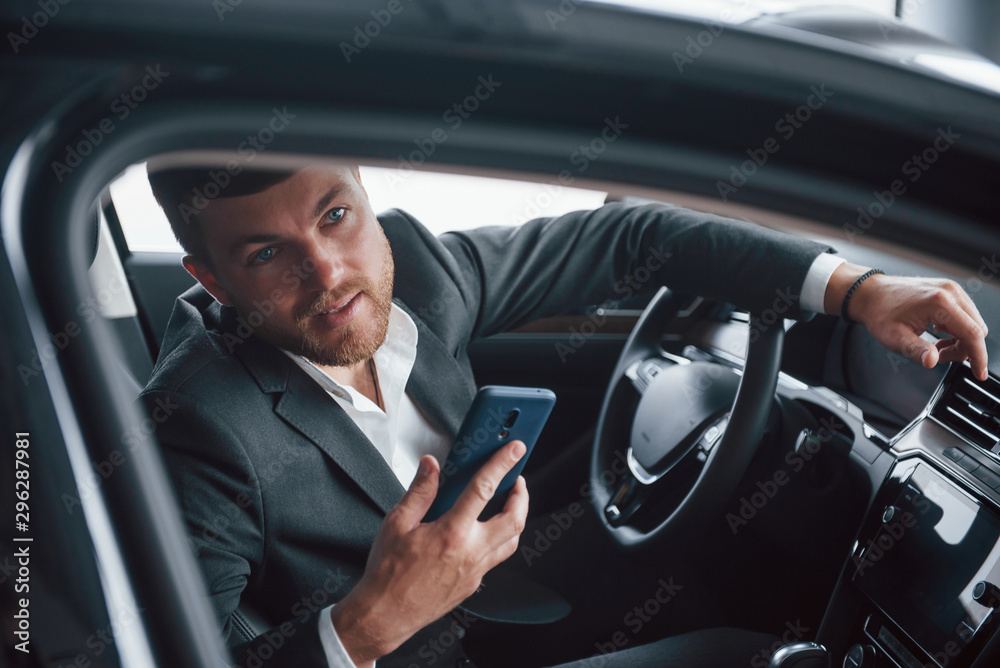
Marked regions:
[841,460,1000,667]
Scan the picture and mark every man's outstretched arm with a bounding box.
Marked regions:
[436,202,988,378]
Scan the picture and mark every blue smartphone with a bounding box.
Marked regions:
[423,385,556,522]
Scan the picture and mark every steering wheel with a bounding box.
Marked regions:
[590,287,784,548]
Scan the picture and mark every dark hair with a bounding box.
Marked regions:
[147,166,295,266]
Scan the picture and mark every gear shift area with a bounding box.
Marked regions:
[768,642,829,668]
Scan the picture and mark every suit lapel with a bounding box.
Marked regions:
[226,310,405,515]
[274,370,405,514]
[222,299,476,515]
[395,300,476,440]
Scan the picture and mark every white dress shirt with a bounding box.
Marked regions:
[800,253,846,314]
[287,253,843,667]
[284,304,451,668]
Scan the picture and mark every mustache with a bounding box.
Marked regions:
[296,282,370,320]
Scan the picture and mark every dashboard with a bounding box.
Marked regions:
[841,325,949,437]
[683,281,1000,666]
[607,226,1000,666]
[848,454,1000,668]
[815,335,1000,667]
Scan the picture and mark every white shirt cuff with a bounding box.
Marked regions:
[800,253,846,315]
[319,603,373,668]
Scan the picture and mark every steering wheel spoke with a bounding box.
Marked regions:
[604,469,643,527]
[625,353,690,395]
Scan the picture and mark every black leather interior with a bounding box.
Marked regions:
[230,605,271,645]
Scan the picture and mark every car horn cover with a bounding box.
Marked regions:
[630,361,741,476]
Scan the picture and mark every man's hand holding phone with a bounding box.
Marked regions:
[331,442,529,667]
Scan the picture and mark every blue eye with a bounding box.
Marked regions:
[325,208,345,223]
[253,247,276,263]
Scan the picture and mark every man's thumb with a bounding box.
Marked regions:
[900,330,938,368]
[395,456,440,523]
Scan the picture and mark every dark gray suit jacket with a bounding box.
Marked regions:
[141,202,832,667]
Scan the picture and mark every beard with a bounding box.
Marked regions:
[230,235,395,368]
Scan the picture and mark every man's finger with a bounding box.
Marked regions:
[392,456,441,528]
[936,338,971,364]
[929,304,989,380]
[946,281,989,338]
[484,534,522,573]
[450,441,526,524]
[482,475,529,554]
[933,300,986,341]
[895,327,939,369]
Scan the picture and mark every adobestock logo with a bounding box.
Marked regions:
[51,65,170,182]
[7,0,71,54]
[177,107,297,223]
[338,0,413,62]
[843,126,960,243]
[716,84,834,202]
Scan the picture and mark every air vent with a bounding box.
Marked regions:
[932,367,1000,454]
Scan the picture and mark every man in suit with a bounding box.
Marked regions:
[143,163,988,668]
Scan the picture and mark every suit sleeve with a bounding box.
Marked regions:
[141,389,330,667]
[437,201,835,339]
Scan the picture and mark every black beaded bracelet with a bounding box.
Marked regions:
[841,268,884,323]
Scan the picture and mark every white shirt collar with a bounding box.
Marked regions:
[282,302,419,412]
